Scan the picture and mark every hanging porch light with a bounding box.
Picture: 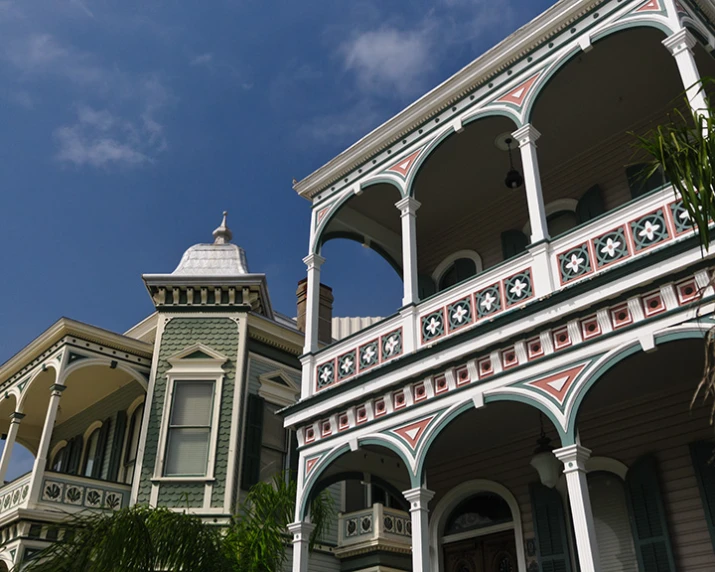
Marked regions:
[529,415,561,488]
[503,137,524,190]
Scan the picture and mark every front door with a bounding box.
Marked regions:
[443,531,517,572]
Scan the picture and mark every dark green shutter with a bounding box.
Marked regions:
[91,418,111,479]
[530,482,572,572]
[241,394,264,490]
[625,455,676,572]
[690,441,715,551]
[501,230,529,260]
[66,435,84,475]
[106,411,127,482]
[289,431,299,481]
[626,164,667,199]
[418,275,436,299]
[576,185,605,224]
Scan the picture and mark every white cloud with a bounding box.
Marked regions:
[341,27,433,97]
[54,103,167,168]
[190,52,213,66]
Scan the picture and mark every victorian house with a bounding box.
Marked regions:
[284,0,715,571]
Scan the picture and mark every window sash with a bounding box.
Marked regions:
[163,380,215,477]
[83,429,100,478]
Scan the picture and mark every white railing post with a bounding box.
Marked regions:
[288,521,315,572]
[512,124,549,244]
[663,29,708,116]
[0,412,25,483]
[403,487,434,572]
[28,383,66,504]
[396,197,421,307]
[554,444,600,572]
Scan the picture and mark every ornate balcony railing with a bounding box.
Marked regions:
[337,504,411,554]
[308,186,694,399]
[39,472,130,512]
[0,473,32,519]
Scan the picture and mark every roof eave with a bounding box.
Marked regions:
[294,0,604,200]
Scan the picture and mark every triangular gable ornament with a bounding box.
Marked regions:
[392,415,437,450]
[527,364,587,404]
[636,0,662,12]
[305,456,320,478]
[496,73,541,108]
[385,148,424,179]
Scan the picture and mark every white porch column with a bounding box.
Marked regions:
[554,444,600,572]
[288,521,315,572]
[403,486,435,572]
[0,412,25,483]
[302,253,325,355]
[512,125,549,244]
[663,29,708,116]
[28,383,66,503]
[395,197,421,307]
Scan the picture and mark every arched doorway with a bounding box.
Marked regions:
[441,490,518,572]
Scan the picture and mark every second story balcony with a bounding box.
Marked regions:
[293,22,715,401]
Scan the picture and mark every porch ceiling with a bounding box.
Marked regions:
[324,28,714,278]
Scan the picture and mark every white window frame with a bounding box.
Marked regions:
[49,441,68,473]
[152,344,227,483]
[80,421,104,478]
[120,396,146,484]
[431,250,483,286]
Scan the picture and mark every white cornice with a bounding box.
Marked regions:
[0,318,153,385]
[294,0,610,200]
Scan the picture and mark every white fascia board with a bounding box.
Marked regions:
[294,0,602,200]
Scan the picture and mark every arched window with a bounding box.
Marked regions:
[523,199,579,239]
[82,428,101,478]
[433,251,482,293]
[123,403,144,484]
[587,472,638,572]
[51,445,68,473]
[444,492,513,537]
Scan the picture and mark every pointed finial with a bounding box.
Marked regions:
[212,211,233,244]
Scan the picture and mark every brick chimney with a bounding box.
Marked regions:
[296,279,334,345]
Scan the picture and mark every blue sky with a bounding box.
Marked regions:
[0,0,552,479]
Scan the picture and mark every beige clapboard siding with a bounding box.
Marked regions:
[418,104,676,274]
[580,385,715,571]
[423,383,715,570]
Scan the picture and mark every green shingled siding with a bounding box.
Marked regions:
[137,318,239,510]
[156,483,205,508]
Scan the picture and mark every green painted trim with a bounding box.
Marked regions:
[358,436,418,486]
[289,233,709,422]
[564,326,709,441]
[413,403,471,482]
[246,340,301,368]
[406,109,521,199]
[589,19,674,45]
[299,444,350,520]
[312,180,403,255]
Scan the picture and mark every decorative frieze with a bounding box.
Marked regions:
[303,270,707,445]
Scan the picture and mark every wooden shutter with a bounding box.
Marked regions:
[66,435,84,475]
[690,441,715,551]
[241,394,264,490]
[576,185,605,224]
[501,230,529,260]
[289,431,299,481]
[625,455,675,572]
[91,418,112,479]
[106,411,127,482]
[626,164,666,199]
[530,482,572,572]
